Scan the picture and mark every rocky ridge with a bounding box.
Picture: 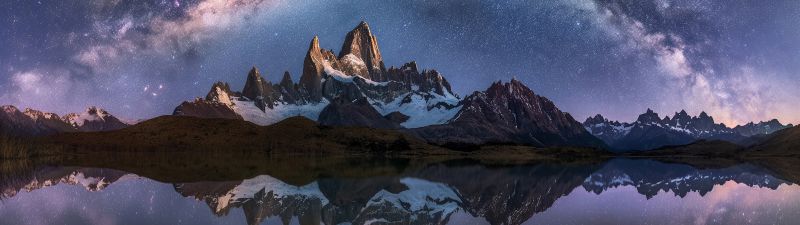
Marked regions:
[584,109,793,151]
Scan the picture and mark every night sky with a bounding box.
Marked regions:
[1,0,798,126]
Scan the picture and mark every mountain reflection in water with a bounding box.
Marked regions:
[1,158,799,225]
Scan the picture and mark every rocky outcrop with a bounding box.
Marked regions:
[411,79,606,148]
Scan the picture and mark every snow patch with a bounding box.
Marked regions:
[230,98,329,126]
[371,92,462,128]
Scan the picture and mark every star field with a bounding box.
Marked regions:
[1,0,798,125]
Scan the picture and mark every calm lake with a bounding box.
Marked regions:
[1,157,799,225]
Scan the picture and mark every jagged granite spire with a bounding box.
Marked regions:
[339,21,385,80]
[299,36,329,102]
[242,66,277,111]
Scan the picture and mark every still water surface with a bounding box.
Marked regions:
[1,158,799,225]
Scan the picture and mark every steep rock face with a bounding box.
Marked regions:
[585,109,791,151]
[242,67,280,111]
[412,79,606,148]
[338,21,385,80]
[317,97,401,129]
[277,71,302,104]
[205,82,235,106]
[299,36,338,102]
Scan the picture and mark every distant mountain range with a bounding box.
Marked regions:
[583,109,793,151]
[1,106,129,137]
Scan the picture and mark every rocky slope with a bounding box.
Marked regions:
[411,79,606,148]
[1,105,129,137]
[584,109,792,151]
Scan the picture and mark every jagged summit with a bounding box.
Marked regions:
[339,21,385,80]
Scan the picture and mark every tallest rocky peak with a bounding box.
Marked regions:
[339,21,385,79]
[356,20,370,31]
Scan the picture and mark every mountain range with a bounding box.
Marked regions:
[0,106,129,137]
[584,109,793,151]
[173,21,605,149]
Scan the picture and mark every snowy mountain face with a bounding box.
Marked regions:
[174,21,460,128]
[1,105,128,137]
[583,109,793,151]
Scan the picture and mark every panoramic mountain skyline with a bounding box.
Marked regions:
[1,0,799,126]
